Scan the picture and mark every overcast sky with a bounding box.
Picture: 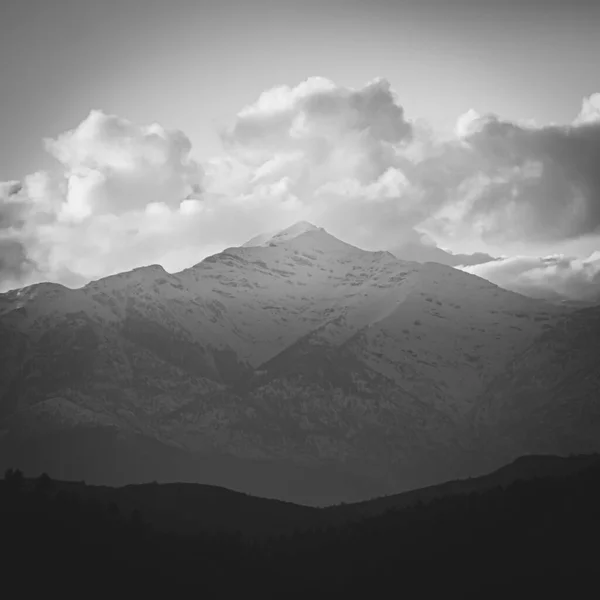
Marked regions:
[1,0,600,299]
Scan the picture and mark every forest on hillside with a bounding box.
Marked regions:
[2,464,599,598]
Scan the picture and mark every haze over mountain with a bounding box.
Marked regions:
[386,231,498,268]
[2,221,598,504]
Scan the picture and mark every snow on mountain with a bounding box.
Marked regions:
[0,220,595,502]
[243,221,324,247]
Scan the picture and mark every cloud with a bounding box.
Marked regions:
[389,228,498,267]
[46,110,204,221]
[0,111,211,289]
[422,93,600,246]
[225,77,412,161]
[573,93,600,126]
[0,239,35,284]
[0,180,36,286]
[0,181,26,228]
[217,76,429,251]
[1,79,600,303]
[221,76,415,215]
[461,253,600,302]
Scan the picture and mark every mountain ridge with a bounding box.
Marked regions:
[0,221,596,504]
[3,452,597,535]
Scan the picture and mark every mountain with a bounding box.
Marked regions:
[1,221,597,504]
[328,452,600,521]
[242,220,324,247]
[475,305,600,459]
[477,280,600,306]
[5,454,600,597]
[12,475,326,539]
[5,453,597,539]
[388,238,497,267]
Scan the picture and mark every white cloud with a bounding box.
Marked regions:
[45,110,204,222]
[1,80,600,304]
[454,109,481,138]
[573,93,600,125]
[462,253,600,301]
[315,167,410,202]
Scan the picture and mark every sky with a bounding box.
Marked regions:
[1,0,600,300]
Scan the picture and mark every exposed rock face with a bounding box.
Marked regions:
[1,222,596,504]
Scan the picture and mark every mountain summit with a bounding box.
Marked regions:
[241,221,372,259]
[0,223,597,504]
[243,221,324,247]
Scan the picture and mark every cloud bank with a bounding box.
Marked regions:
[461,252,600,303]
[1,78,599,301]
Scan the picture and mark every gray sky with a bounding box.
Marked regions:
[1,0,600,299]
[2,0,599,179]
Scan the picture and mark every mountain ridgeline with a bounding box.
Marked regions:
[3,455,600,596]
[1,221,598,504]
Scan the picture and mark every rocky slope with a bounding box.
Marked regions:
[1,221,596,503]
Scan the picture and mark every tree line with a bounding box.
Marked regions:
[2,462,599,597]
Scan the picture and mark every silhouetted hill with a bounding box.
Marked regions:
[3,452,599,539]
[40,479,326,538]
[326,452,600,520]
[2,454,599,597]
[0,426,387,506]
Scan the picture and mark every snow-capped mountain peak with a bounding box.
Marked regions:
[268,220,322,240]
[2,217,595,506]
[243,221,325,247]
[242,221,370,260]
